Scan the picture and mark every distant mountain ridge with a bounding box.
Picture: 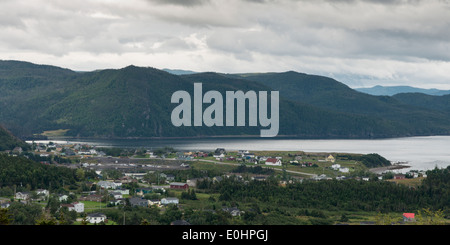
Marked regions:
[356,85,450,96]
[162,68,198,75]
[1,60,450,139]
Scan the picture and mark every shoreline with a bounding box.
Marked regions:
[369,163,411,174]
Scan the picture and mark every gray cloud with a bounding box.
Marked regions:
[1,0,450,89]
[145,0,210,6]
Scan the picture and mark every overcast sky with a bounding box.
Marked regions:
[1,0,450,89]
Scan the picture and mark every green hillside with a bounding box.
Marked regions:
[0,125,30,151]
[1,60,450,139]
[231,71,450,136]
[393,93,450,112]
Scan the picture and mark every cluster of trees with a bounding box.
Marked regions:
[0,125,30,151]
[0,154,97,191]
[202,167,450,216]
[181,189,197,200]
[338,153,391,168]
[232,164,275,175]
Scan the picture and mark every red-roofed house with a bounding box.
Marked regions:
[265,158,282,166]
[403,213,415,222]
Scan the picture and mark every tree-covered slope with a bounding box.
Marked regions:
[393,93,450,112]
[231,71,450,136]
[0,125,30,151]
[1,60,450,139]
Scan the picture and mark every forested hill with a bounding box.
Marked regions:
[1,60,450,139]
[0,125,30,151]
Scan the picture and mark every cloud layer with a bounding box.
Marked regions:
[1,0,450,88]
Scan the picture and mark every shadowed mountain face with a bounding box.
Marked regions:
[1,60,450,139]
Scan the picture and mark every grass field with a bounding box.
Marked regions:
[386,177,425,187]
[38,129,70,137]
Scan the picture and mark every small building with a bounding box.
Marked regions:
[339,167,349,173]
[12,147,23,154]
[110,192,123,199]
[58,194,69,202]
[213,176,223,183]
[170,182,189,190]
[252,176,267,181]
[115,189,130,195]
[161,197,179,205]
[79,194,102,202]
[326,155,336,163]
[0,202,10,209]
[222,207,241,217]
[117,176,137,184]
[129,197,148,207]
[97,181,120,190]
[394,174,406,180]
[61,202,84,213]
[87,213,107,224]
[15,192,30,201]
[403,213,415,222]
[148,199,161,206]
[36,189,49,197]
[265,158,282,166]
[135,188,153,197]
[151,186,166,193]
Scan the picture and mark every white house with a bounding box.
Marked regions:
[15,192,30,201]
[58,194,69,202]
[87,213,107,224]
[114,189,130,195]
[265,158,282,166]
[97,181,120,190]
[148,199,161,206]
[339,167,349,173]
[331,164,341,170]
[36,189,49,197]
[61,202,84,213]
[72,202,85,213]
[161,197,179,205]
[110,192,123,199]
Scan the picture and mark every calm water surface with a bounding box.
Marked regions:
[30,136,450,172]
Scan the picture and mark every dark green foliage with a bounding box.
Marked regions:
[96,147,126,157]
[339,153,391,168]
[0,154,83,190]
[181,189,197,200]
[231,164,275,175]
[231,71,450,138]
[393,93,450,112]
[207,170,449,213]
[0,125,30,151]
[7,202,43,225]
